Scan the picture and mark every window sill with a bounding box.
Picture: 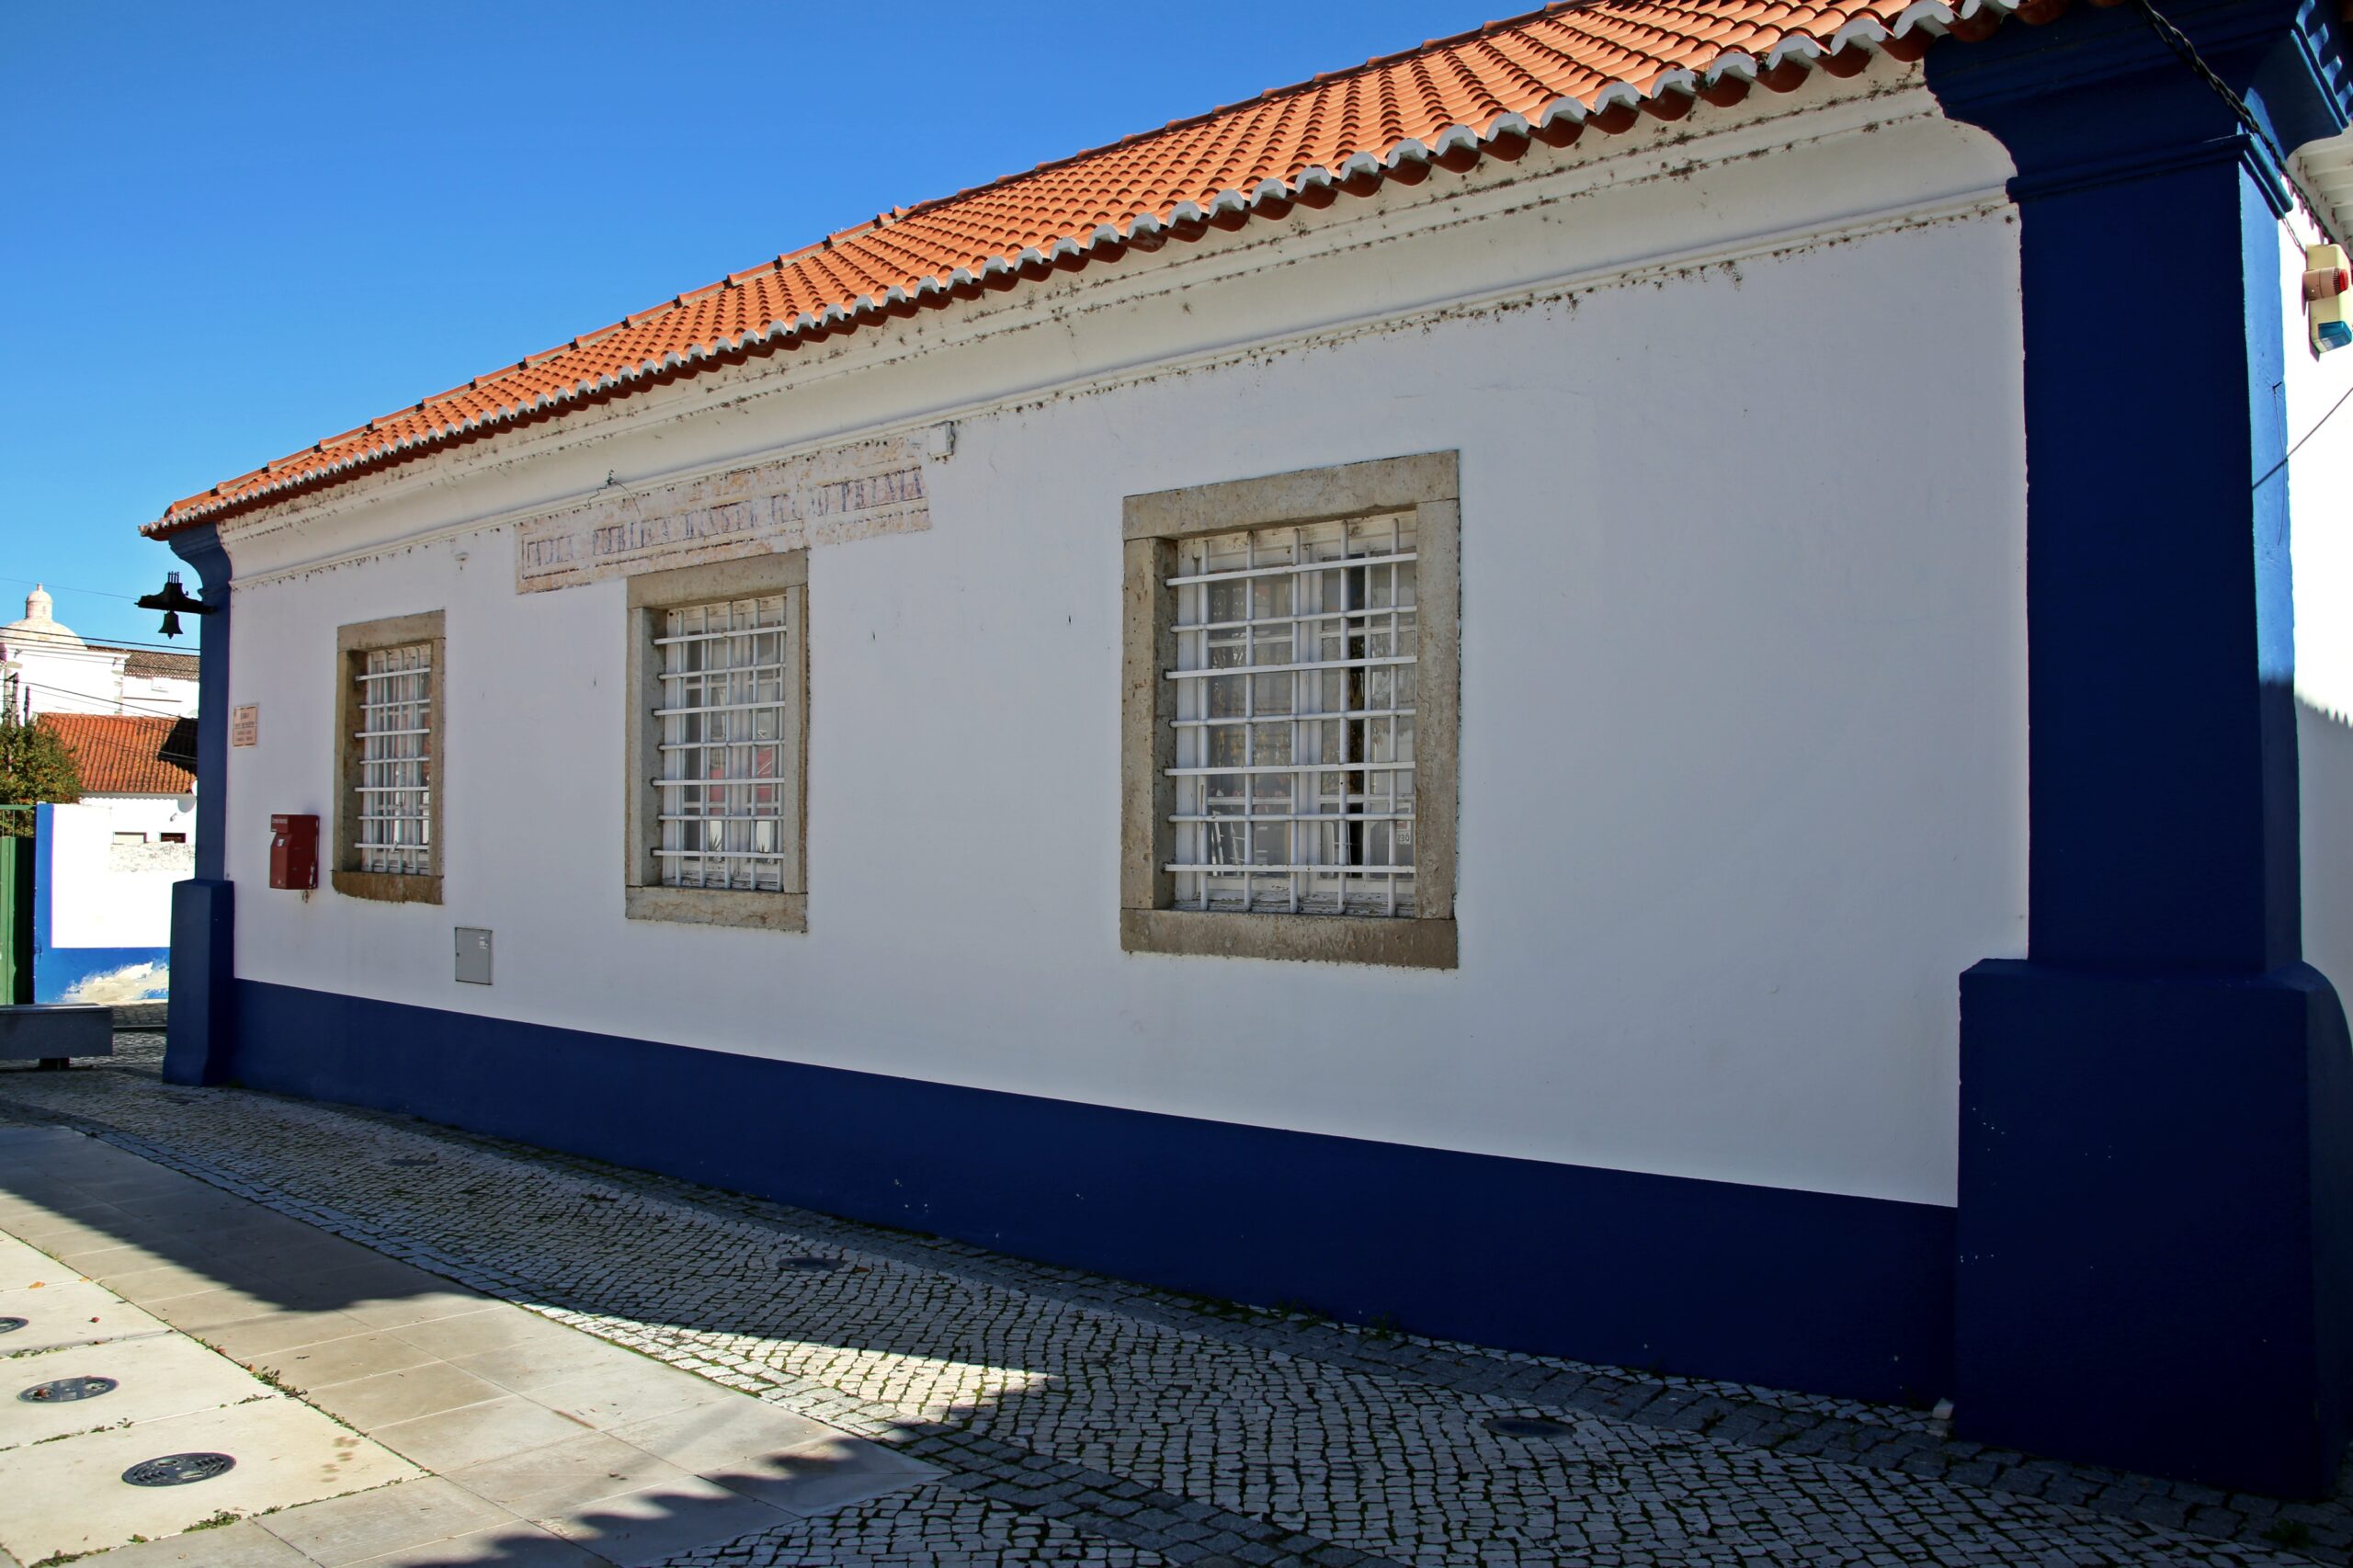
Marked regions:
[626,885,807,933]
[1120,908,1455,970]
[332,870,442,905]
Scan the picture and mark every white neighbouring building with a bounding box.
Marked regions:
[0,585,200,722]
[0,590,199,1006]
[21,717,196,1006]
[142,0,2353,1499]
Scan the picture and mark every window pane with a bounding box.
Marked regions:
[1168,515,1417,915]
[658,594,793,892]
[355,642,432,876]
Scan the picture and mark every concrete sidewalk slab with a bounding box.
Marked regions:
[0,1398,416,1564]
[0,1230,71,1290]
[249,1326,440,1391]
[253,1476,517,1565]
[0,1276,171,1353]
[353,1521,606,1565]
[0,1332,273,1451]
[67,1518,314,1566]
[530,1475,790,1566]
[444,1429,703,1518]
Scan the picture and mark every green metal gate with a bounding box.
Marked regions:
[0,833,30,1005]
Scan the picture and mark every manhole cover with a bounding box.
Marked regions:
[387,1155,437,1167]
[780,1256,844,1273]
[1484,1415,1576,1439]
[0,1317,25,1335]
[122,1453,236,1487]
[20,1376,117,1403]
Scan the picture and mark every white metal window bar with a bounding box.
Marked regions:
[1166,513,1417,916]
[354,643,432,874]
[655,594,791,892]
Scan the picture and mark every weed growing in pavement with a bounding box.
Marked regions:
[31,1416,132,1444]
[2264,1519,2314,1550]
[245,1363,306,1399]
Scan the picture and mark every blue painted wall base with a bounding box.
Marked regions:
[223,977,1957,1406]
[163,522,234,1090]
[163,880,233,1086]
[1957,960,2353,1496]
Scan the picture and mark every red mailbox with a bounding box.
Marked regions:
[269,813,318,890]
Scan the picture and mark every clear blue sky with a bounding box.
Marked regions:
[0,2,1505,648]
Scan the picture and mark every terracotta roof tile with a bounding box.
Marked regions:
[149,0,2015,537]
[37,714,199,795]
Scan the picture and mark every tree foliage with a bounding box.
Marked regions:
[0,711,80,837]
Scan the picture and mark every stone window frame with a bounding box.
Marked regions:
[1120,451,1461,970]
[623,551,811,933]
[332,608,445,904]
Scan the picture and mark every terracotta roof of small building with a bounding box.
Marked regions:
[38,714,199,795]
[148,0,2023,538]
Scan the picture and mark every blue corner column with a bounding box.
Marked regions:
[163,525,234,1087]
[1929,0,2353,1496]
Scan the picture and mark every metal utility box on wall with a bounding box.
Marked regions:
[269,814,318,891]
[455,926,492,985]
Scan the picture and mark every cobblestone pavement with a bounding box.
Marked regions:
[0,1039,2345,1568]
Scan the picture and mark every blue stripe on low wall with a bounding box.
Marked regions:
[29,804,170,1005]
[229,977,1955,1405]
[32,947,169,1006]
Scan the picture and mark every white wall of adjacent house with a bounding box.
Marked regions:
[210,66,2029,1210]
[118,673,200,718]
[0,602,200,720]
[91,793,198,850]
[5,642,128,716]
[47,800,188,949]
[2285,202,2353,1006]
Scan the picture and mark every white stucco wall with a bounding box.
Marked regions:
[47,801,184,949]
[0,643,199,720]
[94,793,198,848]
[2286,205,2353,1000]
[210,69,2027,1210]
[118,673,200,719]
[6,643,125,716]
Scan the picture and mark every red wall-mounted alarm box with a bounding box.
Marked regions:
[269,813,318,890]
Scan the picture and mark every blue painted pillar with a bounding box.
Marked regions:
[1930,0,2353,1496]
[163,525,234,1087]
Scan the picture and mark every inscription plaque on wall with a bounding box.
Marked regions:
[229,705,258,747]
[515,434,931,593]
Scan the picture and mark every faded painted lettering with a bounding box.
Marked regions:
[515,436,931,592]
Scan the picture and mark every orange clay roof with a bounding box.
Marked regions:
[149,0,2023,538]
[38,714,199,796]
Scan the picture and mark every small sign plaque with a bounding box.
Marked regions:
[515,434,933,593]
[230,705,258,747]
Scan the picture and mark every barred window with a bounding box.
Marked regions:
[355,643,433,875]
[334,609,444,902]
[626,554,807,930]
[1168,515,1416,916]
[655,595,796,892]
[1121,453,1458,969]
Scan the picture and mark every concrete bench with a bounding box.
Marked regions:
[0,1005,114,1068]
